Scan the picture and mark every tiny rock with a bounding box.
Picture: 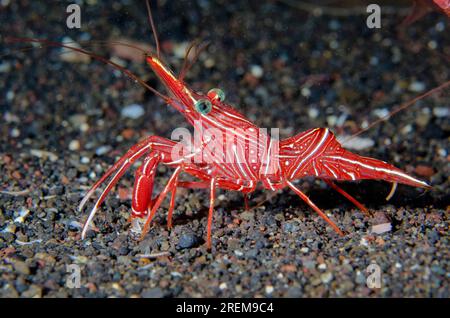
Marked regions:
[68,140,80,151]
[408,81,426,92]
[13,261,30,275]
[320,272,333,284]
[433,107,449,118]
[178,233,198,249]
[281,264,297,273]
[121,104,145,119]
[95,145,112,156]
[250,64,264,78]
[265,285,274,294]
[371,222,392,235]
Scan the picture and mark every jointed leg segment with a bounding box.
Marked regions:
[287,181,345,237]
[324,180,370,216]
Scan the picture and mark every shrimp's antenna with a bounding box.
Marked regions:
[179,41,210,82]
[146,0,160,59]
[5,37,170,102]
[344,80,450,144]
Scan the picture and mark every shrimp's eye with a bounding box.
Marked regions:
[207,88,226,102]
[194,99,212,115]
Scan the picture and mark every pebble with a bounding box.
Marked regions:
[95,145,112,156]
[30,149,58,162]
[14,207,30,223]
[408,81,426,92]
[177,233,198,249]
[307,107,319,118]
[2,223,16,234]
[69,114,88,126]
[68,140,80,151]
[355,271,366,285]
[373,108,389,119]
[0,62,11,73]
[318,263,327,270]
[320,272,333,284]
[21,285,42,298]
[172,42,189,59]
[301,87,312,98]
[10,128,20,137]
[265,285,274,295]
[282,221,299,233]
[141,287,164,298]
[240,211,254,221]
[219,282,227,290]
[250,65,264,78]
[234,250,244,257]
[13,261,30,275]
[121,104,145,119]
[433,107,448,118]
[287,287,302,297]
[371,223,392,234]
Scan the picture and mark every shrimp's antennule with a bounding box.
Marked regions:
[146,0,160,59]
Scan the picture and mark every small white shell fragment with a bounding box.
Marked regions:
[371,223,392,234]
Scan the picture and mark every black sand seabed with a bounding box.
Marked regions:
[0,1,449,297]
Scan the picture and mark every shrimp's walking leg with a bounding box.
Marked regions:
[79,137,153,213]
[140,166,182,239]
[166,188,177,230]
[81,157,140,239]
[166,180,214,229]
[80,136,176,239]
[244,193,250,211]
[206,178,216,250]
[287,181,344,237]
[324,180,370,216]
